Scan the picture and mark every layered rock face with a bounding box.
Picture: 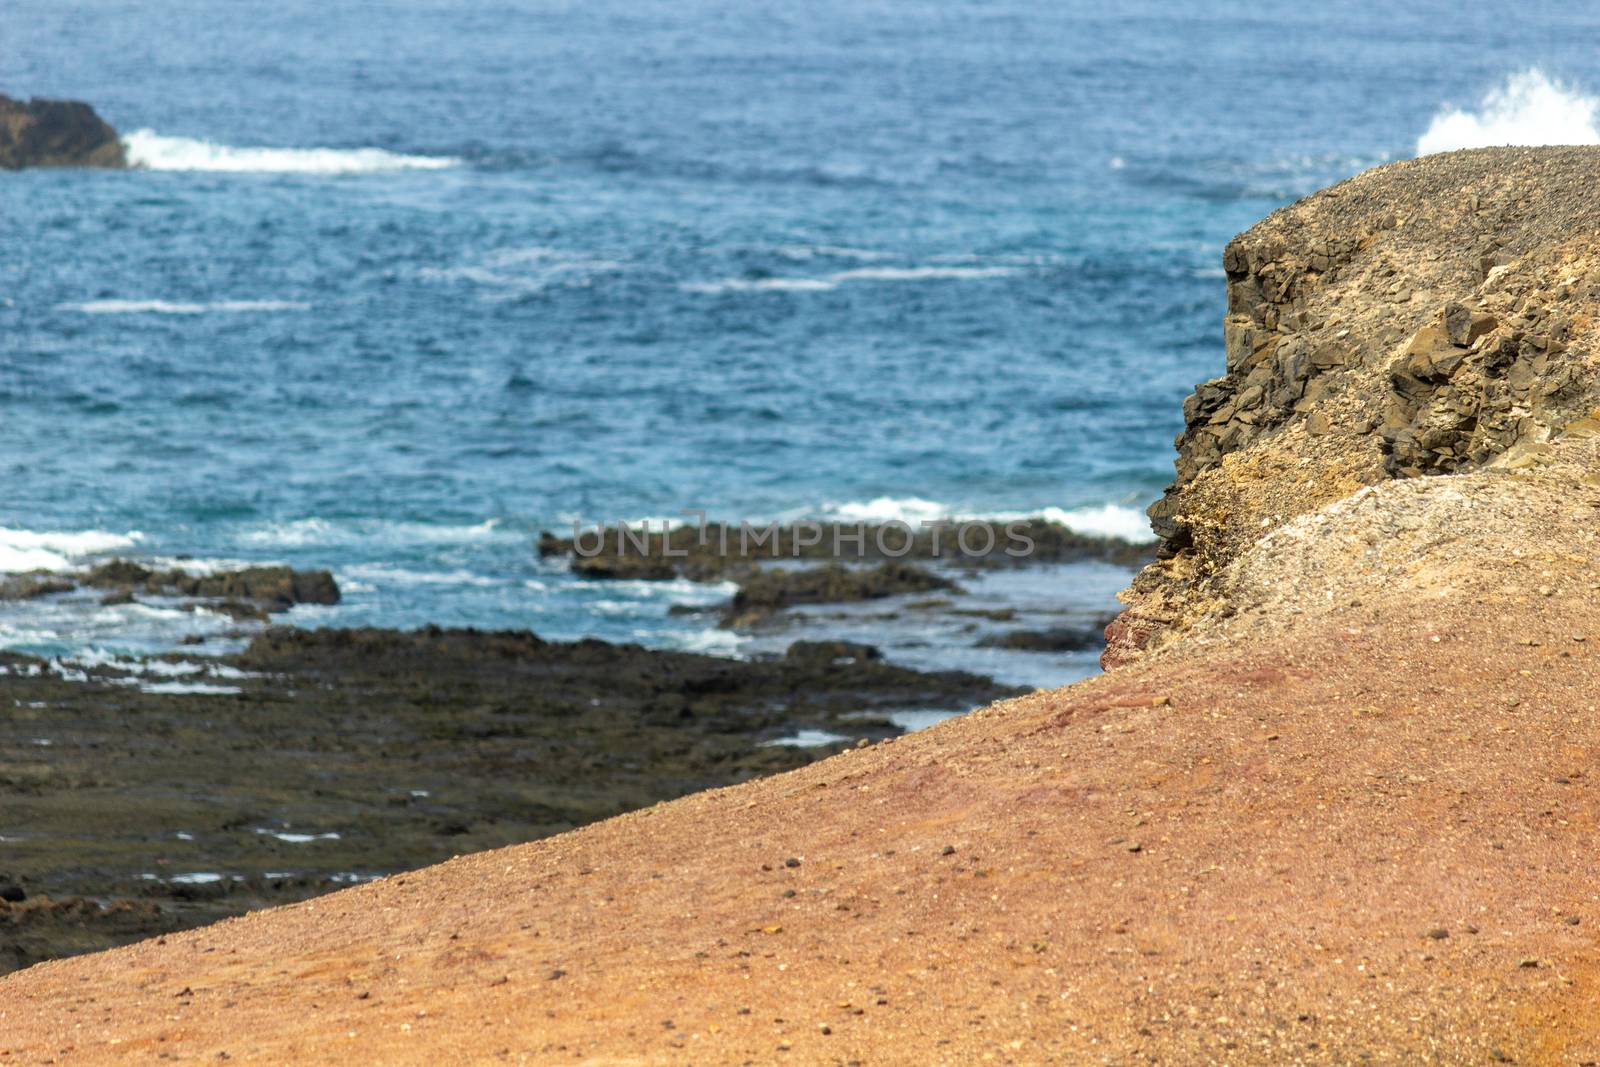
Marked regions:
[1110,147,1600,666]
[0,94,125,169]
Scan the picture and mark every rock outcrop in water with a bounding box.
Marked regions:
[0,95,125,169]
[1108,146,1600,667]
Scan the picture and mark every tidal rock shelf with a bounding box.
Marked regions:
[0,625,1019,975]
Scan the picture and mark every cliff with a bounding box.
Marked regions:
[0,95,125,169]
[1108,146,1600,667]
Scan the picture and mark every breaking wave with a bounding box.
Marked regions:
[814,497,1155,543]
[61,299,308,315]
[0,526,142,574]
[123,130,460,174]
[1417,69,1599,155]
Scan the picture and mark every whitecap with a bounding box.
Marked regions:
[0,525,142,574]
[807,497,1155,544]
[340,564,497,587]
[1417,69,1599,155]
[60,299,309,315]
[123,129,460,174]
[241,516,506,547]
[684,264,1018,295]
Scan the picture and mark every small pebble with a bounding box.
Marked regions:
[784,857,801,869]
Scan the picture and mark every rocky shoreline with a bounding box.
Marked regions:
[0,623,1019,974]
[0,532,1132,972]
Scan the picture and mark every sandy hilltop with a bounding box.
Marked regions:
[5,147,1600,1063]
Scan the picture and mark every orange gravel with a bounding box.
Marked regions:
[4,591,1599,1064]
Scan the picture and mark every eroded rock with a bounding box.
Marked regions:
[0,94,125,169]
[1114,147,1600,666]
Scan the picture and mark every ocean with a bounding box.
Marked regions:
[4,0,1598,687]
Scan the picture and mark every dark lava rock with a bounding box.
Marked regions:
[541,518,1154,581]
[81,561,340,613]
[0,624,1021,975]
[0,94,125,169]
[785,640,883,665]
[975,619,1116,653]
[724,563,957,628]
[0,574,75,601]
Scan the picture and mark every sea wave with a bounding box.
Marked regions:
[240,517,508,547]
[0,526,142,574]
[340,564,498,588]
[1417,69,1599,155]
[122,130,460,174]
[812,497,1155,543]
[684,265,1019,295]
[60,299,308,315]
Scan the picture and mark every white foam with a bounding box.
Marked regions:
[255,828,341,843]
[0,526,142,574]
[1417,69,1599,155]
[762,729,850,748]
[169,872,224,885]
[672,626,746,656]
[241,517,505,547]
[685,265,1018,295]
[1008,504,1155,544]
[818,496,951,525]
[810,498,1155,543]
[140,681,242,695]
[123,129,460,174]
[60,299,308,315]
[341,564,497,587]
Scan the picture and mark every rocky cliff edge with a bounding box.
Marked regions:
[1108,146,1600,667]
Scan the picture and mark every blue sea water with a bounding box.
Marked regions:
[4,0,1599,685]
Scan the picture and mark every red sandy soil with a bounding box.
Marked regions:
[3,591,1599,1064]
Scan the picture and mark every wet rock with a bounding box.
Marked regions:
[722,563,957,628]
[784,641,882,665]
[0,624,1020,974]
[0,95,125,169]
[81,561,340,614]
[0,574,74,600]
[541,518,1153,580]
[975,620,1114,653]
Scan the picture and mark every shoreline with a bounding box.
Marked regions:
[0,624,1022,975]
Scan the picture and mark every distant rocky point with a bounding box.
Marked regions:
[0,94,125,169]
